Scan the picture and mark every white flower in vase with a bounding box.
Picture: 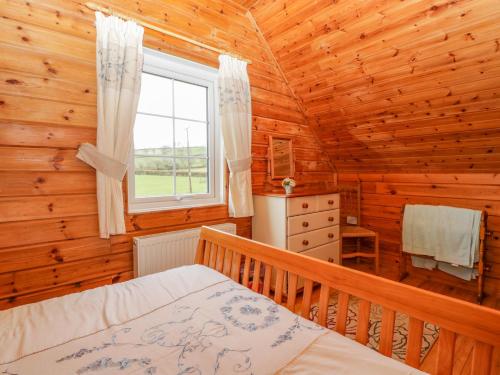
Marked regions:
[281,177,296,194]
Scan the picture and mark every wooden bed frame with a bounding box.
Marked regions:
[196,227,499,375]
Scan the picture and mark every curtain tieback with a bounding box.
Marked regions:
[227,157,252,173]
[76,143,127,181]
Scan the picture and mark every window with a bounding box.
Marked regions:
[128,49,223,213]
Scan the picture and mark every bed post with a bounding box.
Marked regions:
[195,237,206,265]
[399,204,408,281]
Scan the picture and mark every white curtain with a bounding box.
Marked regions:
[77,12,144,238]
[218,55,253,217]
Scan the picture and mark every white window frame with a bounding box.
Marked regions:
[127,48,224,213]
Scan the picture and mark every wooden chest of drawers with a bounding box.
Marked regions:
[252,192,340,264]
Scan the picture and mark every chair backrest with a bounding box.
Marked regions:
[339,180,361,226]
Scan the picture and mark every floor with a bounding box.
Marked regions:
[339,257,500,374]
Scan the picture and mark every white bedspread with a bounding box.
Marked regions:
[0,265,425,375]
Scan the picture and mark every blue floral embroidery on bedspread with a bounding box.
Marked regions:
[55,305,251,375]
[3,283,325,375]
[240,304,262,316]
[75,357,154,374]
[219,295,280,332]
[209,288,325,344]
[271,316,323,348]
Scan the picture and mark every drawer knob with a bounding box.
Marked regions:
[328,233,334,239]
[328,257,334,263]
[328,216,334,222]
[302,221,309,227]
[302,202,309,209]
[302,239,309,246]
[328,200,334,205]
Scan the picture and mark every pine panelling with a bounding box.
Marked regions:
[0,147,90,172]
[0,71,96,106]
[275,5,498,76]
[0,17,96,63]
[0,252,132,299]
[339,173,500,298]
[0,43,97,84]
[125,206,230,232]
[0,0,333,308]
[230,0,260,9]
[0,272,134,310]
[0,237,112,274]
[0,194,97,223]
[374,182,500,200]
[0,215,100,249]
[0,94,96,127]
[0,172,96,196]
[250,0,500,172]
[0,122,96,148]
[279,6,499,75]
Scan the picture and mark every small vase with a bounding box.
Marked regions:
[284,185,294,194]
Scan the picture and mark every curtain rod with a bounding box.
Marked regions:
[84,2,252,64]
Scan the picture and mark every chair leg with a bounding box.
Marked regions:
[339,236,343,266]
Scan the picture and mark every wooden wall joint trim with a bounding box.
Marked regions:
[245,10,337,176]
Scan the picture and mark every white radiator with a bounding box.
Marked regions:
[133,223,236,277]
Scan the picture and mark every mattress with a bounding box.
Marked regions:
[0,265,425,374]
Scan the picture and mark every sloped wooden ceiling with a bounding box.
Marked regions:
[231,0,260,9]
[249,0,500,172]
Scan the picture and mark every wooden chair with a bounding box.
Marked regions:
[339,181,380,274]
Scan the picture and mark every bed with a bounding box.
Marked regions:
[1,227,498,374]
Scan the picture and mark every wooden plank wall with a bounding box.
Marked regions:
[249,0,500,172]
[339,173,500,298]
[0,0,334,309]
[247,0,500,298]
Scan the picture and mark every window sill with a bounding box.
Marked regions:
[127,200,226,215]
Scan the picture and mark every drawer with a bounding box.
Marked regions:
[317,193,340,212]
[286,196,318,217]
[301,241,340,264]
[288,225,340,252]
[287,209,340,236]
